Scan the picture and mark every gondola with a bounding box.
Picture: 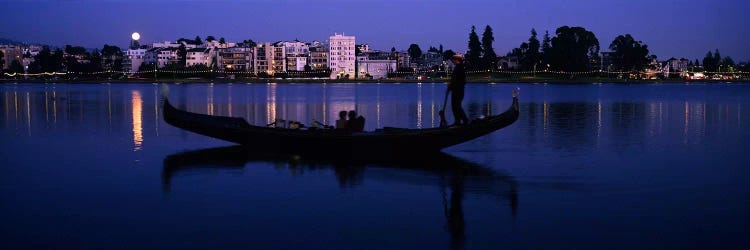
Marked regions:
[162,87,519,155]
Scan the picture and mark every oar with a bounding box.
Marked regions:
[439,88,449,127]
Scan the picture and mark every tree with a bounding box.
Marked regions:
[702,51,717,71]
[219,37,226,44]
[443,49,456,61]
[88,49,102,73]
[64,45,87,55]
[713,49,721,67]
[206,36,216,42]
[101,45,123,71]
[520,29,541,70]
[547,26,600,71]
[177,38,192,45]
[720,56,735,71]
[178,44,187,67]
[241,39,256,48]
[194,36,202,45]
[0,50,4,72]
[541,30,551,68]
[482,25,498,70]
[51,48,64,72]
[101,45,122,57]
[466,25,483,70]
[609,34,651,71]
[64,54,81,73]
[29,46,65,73]
[28,46,50,73]
[9,59,24,73]
[407,44,422,63]
[391,47,396,53]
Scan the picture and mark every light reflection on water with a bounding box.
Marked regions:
[131,90,143,151]
[0,82,749,249]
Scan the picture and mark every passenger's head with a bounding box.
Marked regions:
[452,54,463,65]
[339,110,347,119]
[348,110,357,119]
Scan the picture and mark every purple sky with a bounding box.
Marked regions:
[1,0,748,61]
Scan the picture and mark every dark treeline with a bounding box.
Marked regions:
[468,24,744,73]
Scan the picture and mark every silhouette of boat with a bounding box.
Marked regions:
[162,146,519,249]
[162,88,519,155]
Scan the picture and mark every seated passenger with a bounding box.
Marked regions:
[335,110,348,129]
[355,115,365,132]
[347,110,358,130]
[347,110,366,132]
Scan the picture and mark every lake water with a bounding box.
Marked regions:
[1,82,748,249]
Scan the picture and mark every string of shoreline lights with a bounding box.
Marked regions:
[4,69,747,77]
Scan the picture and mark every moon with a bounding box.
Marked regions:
[131,32,141,41]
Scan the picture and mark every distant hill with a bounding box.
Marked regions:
[0,38,26,45]
[0,38,49,47]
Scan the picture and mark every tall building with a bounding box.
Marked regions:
[253,43,271,74]
[328,33,355,79]
[254,42,286,75]
[309,44,328,71]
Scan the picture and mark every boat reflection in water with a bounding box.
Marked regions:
[162,146,518,249]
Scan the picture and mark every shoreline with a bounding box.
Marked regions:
[0,77,745,84]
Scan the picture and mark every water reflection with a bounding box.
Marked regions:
[131,90,143,151]
[25,93,31,136]
[162,146,519,250]
[514,99,746,151]
[0,84,746,152]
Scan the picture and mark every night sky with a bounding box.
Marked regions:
[1,0,748,61]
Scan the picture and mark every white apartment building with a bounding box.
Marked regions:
[357,58,396,79]
[328,33,355,79]
[204,40,237,49]
[281,40,309,55]
[152,41,196,49]
[281,40,309,71]
[186,48,213,67]
[287,56,307,71]
[145,47,180,68]
[123,48,147,73]
[356,44,370,53]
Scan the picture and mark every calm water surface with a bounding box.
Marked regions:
[1,82,748,249]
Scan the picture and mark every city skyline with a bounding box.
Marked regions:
[1,0,748,61]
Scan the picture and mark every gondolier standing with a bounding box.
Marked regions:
[448,54,469,126]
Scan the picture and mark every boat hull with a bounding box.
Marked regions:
[163,94,519,155]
